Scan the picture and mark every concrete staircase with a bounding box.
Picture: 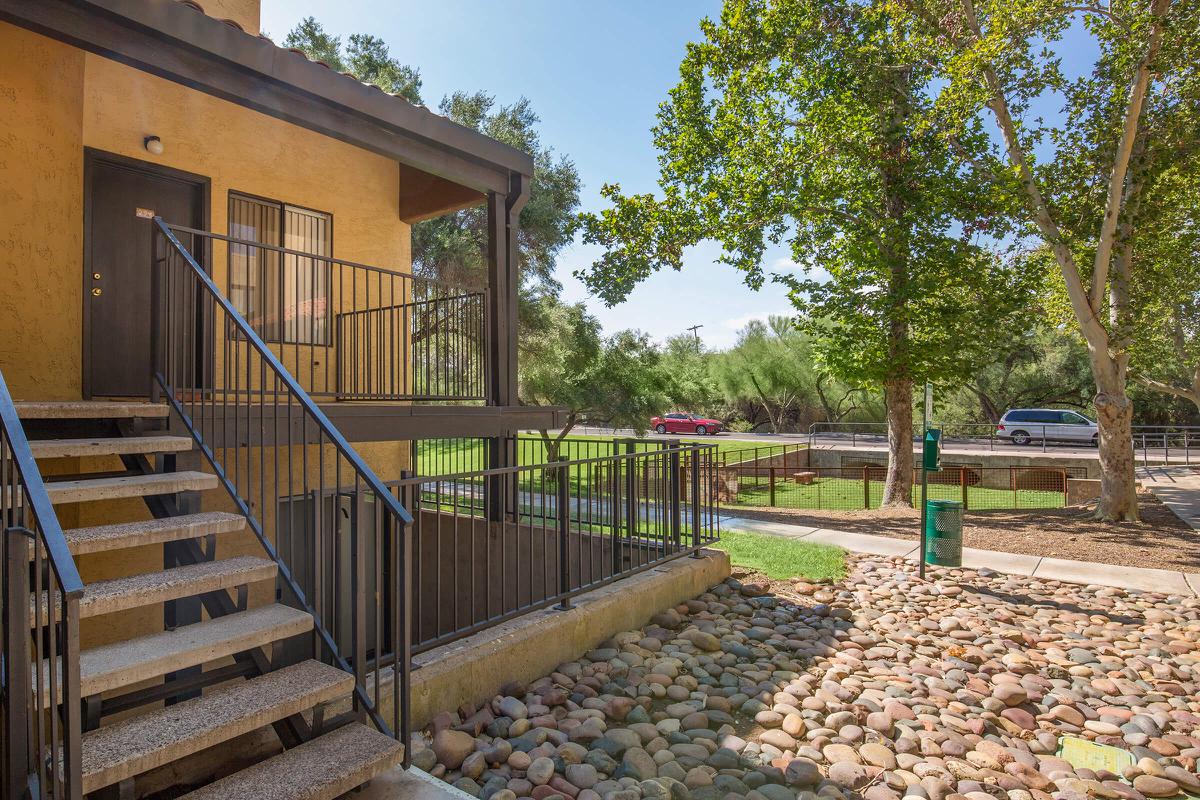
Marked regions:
[18,400,402,797]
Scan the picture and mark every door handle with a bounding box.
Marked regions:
[92,287,103,296]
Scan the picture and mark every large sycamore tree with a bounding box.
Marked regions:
[894,0,1198,518]
[577,0,1030,506]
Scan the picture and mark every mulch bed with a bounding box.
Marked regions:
[728,493,1200,573]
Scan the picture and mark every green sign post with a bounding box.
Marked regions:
[919,382,938,580]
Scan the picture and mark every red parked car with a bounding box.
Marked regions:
[651,413,723,435]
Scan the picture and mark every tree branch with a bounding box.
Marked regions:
[1089,0,1170,311]
[1063,5,1131,32]
[957,0,1109,353]
[1134,374,1199,402]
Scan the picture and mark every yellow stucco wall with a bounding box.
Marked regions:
[0,22,415,399]
[0,28,85,400]
[1,22,418,653]
[82,52,410,277]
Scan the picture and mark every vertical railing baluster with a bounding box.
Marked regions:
[556,458,571,609]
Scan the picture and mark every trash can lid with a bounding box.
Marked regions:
[927,499,963,510]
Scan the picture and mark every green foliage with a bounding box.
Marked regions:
[577,0,1036,393]
[712,317,873,432]
[892,0,1198,386]
[412,93,582,309]
[519,297,671,445]
[659,334,724,416]
[284,18,422,103]
[940,324,1094,423]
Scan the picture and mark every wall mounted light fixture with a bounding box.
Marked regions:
[143,135,164,155]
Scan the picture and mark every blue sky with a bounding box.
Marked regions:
[260,0,797,349]
[260,2,1098,350]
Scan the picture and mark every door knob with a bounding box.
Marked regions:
[92,287,103,296]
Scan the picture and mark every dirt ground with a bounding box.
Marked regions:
[729,492,1200,573]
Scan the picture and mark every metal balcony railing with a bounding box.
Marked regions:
[161,223,487,403]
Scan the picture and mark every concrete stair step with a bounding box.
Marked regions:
[178,723,403,800]
[80,659,353,794]
[62,511,246,556]
[45,471,216,504]
[33,556,277,623]
[15,401,169,419]
[43,605,313,705]
[28,435,193,459]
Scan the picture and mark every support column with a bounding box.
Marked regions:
[486,172,531,519]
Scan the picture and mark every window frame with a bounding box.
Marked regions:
[227,190,334,347]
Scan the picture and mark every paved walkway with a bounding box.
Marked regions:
[1139,464,1200,530]
[721,514,1200,597]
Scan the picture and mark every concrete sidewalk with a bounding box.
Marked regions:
[1139,465,1200,531]
[721,515,1200,597]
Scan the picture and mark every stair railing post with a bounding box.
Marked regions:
[399,501,413,767]
[350,490,367,723]
[4,527,32,798]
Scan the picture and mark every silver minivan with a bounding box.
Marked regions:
[996,408,1098,445]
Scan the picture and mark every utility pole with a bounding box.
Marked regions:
[685,324,704,343]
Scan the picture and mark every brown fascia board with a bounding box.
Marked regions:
[0,0,534,192]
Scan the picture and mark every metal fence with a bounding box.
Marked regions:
[412,435,676,480]
[721,464,1074,511]
[808,420,1200,464]
[393,442,720,652]
[1,369,85,798]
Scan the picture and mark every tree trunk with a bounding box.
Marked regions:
[1092,363,1139,520]
[882,378,914,507]
[539,411,577,463]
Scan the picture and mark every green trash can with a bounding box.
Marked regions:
[925,499,963,567]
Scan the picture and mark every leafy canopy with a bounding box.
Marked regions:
[283,17,422,103]
[577,0,1037,391]
[282,18,583,344]
[412,92,582,307]
[519,297,671,440]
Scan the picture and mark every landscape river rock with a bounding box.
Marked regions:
[414,554,1200,800]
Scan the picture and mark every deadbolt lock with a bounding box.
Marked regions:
[93,272,101,280]
[92,287,103,296]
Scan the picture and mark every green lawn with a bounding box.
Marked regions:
[416,433,773,475]
[732,475,1064,511]
[714,529,846,581]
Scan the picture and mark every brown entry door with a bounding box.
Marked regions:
[85,154,206,397]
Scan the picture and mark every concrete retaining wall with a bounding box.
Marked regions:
[407,549,731,728]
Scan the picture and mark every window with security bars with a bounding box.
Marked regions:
[228,193,332,344]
